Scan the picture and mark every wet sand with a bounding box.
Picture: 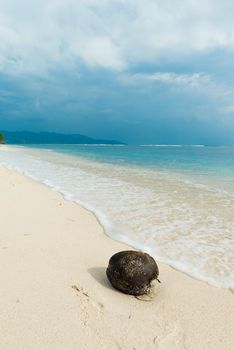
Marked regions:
[0,165,233,350]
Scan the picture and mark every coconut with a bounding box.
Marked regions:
[106,250,160,296]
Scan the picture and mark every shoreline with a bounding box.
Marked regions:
[1,145,233,289]
[0,165,234,349]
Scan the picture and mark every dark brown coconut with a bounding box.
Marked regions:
[106,250,159,296]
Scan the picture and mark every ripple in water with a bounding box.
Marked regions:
[0,145,233,288]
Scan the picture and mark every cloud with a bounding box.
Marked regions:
[1,1,234,75]
[120,72,210,88]
[220,105,234,114]
[73,37,125,70]
[0,0,234,145]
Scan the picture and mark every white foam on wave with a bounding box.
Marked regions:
[139,144,205,147]
[0,145,233,289]
[77,144,126,146]
[140,144,183,147]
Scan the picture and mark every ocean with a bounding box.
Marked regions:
[0,144,233,288]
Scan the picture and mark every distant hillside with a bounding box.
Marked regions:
[1,131,126,145]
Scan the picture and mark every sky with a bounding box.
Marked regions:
[0,0,234,145]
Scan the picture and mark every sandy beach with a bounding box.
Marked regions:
[0,164,233,350]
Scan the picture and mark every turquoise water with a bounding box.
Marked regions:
[0,145,233,288]
[28,144,234,177]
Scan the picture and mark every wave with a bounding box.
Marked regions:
[139,144,206,147]
[0,145,233,289]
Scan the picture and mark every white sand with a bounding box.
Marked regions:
[0,165,233,350]
[0,145,8,150]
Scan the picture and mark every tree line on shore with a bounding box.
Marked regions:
[0,133,5,144]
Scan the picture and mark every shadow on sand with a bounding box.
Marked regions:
[88,267,113,291]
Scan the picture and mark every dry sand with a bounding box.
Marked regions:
[0,165,233,350]
[0,145,8,150]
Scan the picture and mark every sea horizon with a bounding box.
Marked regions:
[1,143,233,289]
[1,1,234,348]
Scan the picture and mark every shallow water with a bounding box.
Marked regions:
[0,145,233,288]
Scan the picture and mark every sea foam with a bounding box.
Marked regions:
[0,145,233,289]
